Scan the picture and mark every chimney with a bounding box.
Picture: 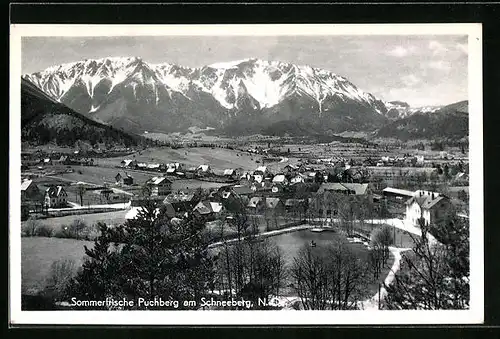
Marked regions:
[420,191,422,197]
[432,193,435,199]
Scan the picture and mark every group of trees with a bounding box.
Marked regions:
[64,200,214,309]
[384,212,469,310]
[33,193,469,312]
[290,240,369,310]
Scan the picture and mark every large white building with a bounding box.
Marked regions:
[405,190,452,227]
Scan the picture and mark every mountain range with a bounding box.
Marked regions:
[23,57,467,139]
[21,77,143,147]
[376,100,469,141]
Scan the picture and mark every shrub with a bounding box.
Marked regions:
[34,224,54,237]
[22,217,41,237]
[80,223,100,241]
[43,258,77,302]
[54,224,72,239]
[69,219,87,239]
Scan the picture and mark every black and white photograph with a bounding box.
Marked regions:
[9,24,483,325]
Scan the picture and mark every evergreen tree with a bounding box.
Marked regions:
[66,202,214,310]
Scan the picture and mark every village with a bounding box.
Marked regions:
[20,142,469,236]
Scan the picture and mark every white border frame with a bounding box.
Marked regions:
[9,23,483,325]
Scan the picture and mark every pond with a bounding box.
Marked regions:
[268,229,392,298]
[268,229,369,266]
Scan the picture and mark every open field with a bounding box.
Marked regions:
[22,237,94,294]
[143,132,235,144]
[97,147,266,172]
[51,165,152,186]
[22,210,128,233]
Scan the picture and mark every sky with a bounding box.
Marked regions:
[21,35,468,107]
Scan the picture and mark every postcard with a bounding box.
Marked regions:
[10,23,483,325]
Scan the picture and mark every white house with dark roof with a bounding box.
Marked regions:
[146,176,172,196]
[405,190,452,227]
[193,200,224,218]
[197,165,211,174]
[44,185,68,208]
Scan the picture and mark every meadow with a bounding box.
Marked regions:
[98,146,264,172]
[21,210,128,234]
[22,237,94,294]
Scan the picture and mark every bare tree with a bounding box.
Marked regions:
[384,214,469,310]
[76,184,86,206]
[326,241,369,309]
[370,226,394,264]
[290,245,330,310]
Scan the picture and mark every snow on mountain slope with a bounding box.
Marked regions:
[23,57,393,134]
[384,100,443,120]
[25,57,387,112]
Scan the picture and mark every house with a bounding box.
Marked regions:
[265,198,284,214]
[382,187,415,201]
[231,185,255,197]
[223,169,236,178]
[317,182,350,194]
[115,172,134,185]
[44,185,68,208]
[247,196,265,212]
[163,193,197,218]
[272,174,288,185]
[193,200,224,219]
[123,174,134,186]
[317,182,371,196]
[253,174,264,184]
[146,177,172,196]
[304,171,318,182]
[21,179,40,200]
[121,159,137,168]
[147,163,161,171]
[290,173,306,184]
[197,165,211,175]
[405,191,452,227]
[43,158,52,166]
[254,166,268,176]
